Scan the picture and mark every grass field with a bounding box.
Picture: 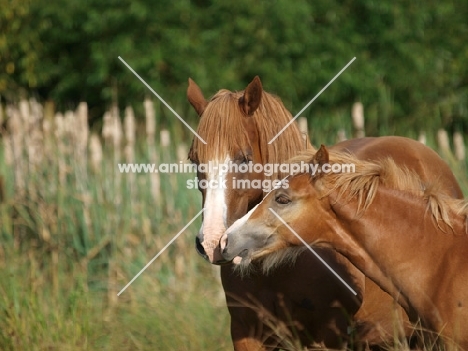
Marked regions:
[0,100,467,350]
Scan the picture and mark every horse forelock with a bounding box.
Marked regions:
[191,88,311,178]
[290,150,468,231]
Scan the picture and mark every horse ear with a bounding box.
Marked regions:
[187,78,208,116]
[312,144,329,166]
[239,76,263,116]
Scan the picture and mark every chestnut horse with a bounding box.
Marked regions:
[187,77,463,349]
[220,145,468,349]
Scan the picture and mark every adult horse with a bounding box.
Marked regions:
[187,76,463,350]
[220,145,468,349]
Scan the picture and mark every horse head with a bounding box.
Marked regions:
[188,76,308,263]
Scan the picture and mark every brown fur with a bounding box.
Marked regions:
[189,77,463,350]
[292,149,468,229]
[191,89,311,180]
[222,146,468,347]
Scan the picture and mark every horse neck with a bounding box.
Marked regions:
[330,185,466,329]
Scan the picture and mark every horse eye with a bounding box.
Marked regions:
[275,195,291,205]
[240,156,252,164]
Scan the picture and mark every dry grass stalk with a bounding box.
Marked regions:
[42,102,54,162]
[160,129,176,211]
[437,129,451,154]
[6,105,25,193]
[124,106,135,164]
[111,104,123,205]
[75,103,89,156]
[298,117,308,142]
[76,103,89,148]
[337,128,347,142]
[111,104,122,151]
[103,107,123,201]
[160,129,170,148]
[453,131,465,161]
[28,128,43,165]
[418,131,427,145]
[54,112,65,139]
[73,103,89,189]
[3,129,13,165]
[102,111,113,145]
[19,99,30,144]
[177,143,188,162]
[144,98,155,137]
[29,98,42,125]
[352,102,365,138]
[64,110,75,136]
[42,116,52,136]
[124,106,136,206]
[144,99,161,205]
[89,133,103,174]
[28,99,44,170]
[54,112,67,187]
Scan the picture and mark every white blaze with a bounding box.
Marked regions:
[200,156,230,261]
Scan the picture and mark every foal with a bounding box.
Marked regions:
[221,145,468,348]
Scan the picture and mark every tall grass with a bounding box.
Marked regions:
[0,100,230,351]
[0,98,466,350]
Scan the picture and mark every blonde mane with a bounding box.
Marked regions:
[292,150,468,230]
[191,89,312,179]
[240,148,467,275]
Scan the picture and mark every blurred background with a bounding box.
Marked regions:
[0,0,467,350]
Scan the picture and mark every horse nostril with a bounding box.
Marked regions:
[195,237,209,261]
[220,234,228,253]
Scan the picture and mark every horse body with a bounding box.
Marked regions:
[222,249,362,349]
[188,77,462,349]
[334,185,468,338]
[221,146,468,348]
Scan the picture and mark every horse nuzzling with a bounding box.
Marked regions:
[188,76,463,349]
[221,144,468,348]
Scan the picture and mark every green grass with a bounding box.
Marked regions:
[0,125,231,350]
[0,252,230,351]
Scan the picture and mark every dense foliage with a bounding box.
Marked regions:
[1,0,467,133]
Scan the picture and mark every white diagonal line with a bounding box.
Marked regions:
[118,56,207,144]
[268,208,357,295]
[117,208,204,296]
[268,57,356,144]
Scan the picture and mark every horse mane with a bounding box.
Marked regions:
[191,89,312,179]
[291,150,468,231]
[245,149,467,275]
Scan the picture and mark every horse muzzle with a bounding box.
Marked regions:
[195,236,231,265]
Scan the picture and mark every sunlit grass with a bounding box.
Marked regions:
[0,105,230,350]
